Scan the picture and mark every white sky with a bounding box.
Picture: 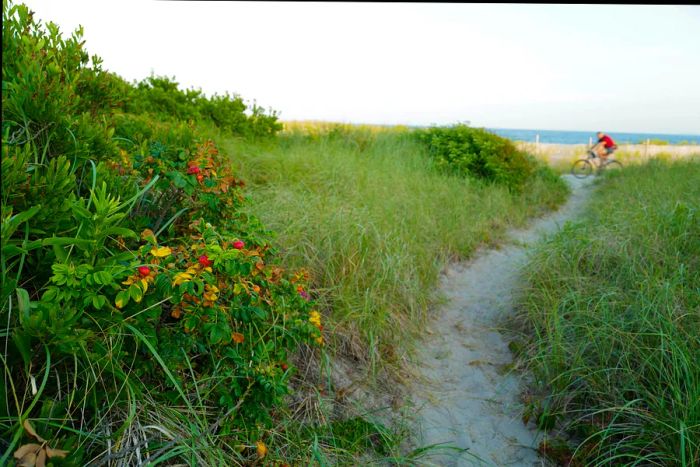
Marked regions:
[17,1,700,134]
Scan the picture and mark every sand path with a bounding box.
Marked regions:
[409,175,594,466]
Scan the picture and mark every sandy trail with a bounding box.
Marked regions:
[409,175,595,466]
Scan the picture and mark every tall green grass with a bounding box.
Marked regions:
[223,126,568,372]
[517,160,700,465]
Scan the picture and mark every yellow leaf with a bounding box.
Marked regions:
[255,440,267,458]
[140,279,149,293]
[150,246,172,257]
[173,272,193,286]
[115,295,126,309]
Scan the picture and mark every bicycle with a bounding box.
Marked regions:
[571,147,623,178]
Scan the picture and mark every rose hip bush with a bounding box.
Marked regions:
[1,2,321,463]
[103,134,325,425]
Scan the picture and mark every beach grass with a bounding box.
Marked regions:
[515,159,700,465]
[222,124,569,374]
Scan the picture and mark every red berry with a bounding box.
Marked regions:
[138,266,150,277]
[281,363,288,371]
[198,255,212,268]
[233,240,244,250]
[187,165,201,174]
[196,173,204,182]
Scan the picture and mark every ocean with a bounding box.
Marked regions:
[485,128,700,145]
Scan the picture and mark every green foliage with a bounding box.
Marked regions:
[1,1,121,164]
[1,2,320,464]
[126,74,283,138]
[518,160,700,465]
[414,124,542,191]
[229,124,568,372]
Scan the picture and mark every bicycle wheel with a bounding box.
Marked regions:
[602,160,623,173]
[571,159,593,178]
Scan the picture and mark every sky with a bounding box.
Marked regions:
[16,1,700,135]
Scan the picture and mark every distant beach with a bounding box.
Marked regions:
[516,142,700,170]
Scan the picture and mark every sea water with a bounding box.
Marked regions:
[486,128,700,145]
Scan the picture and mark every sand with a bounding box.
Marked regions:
[516,142,700,166]
[408,175,595,466]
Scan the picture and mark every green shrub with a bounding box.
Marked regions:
[1,2,323,464]
[414,124,539,191]
[1,2,122,165]
[126,74,283,139]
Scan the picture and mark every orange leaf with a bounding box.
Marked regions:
[255,440,267,458]
[232,333,245,344]
[141,229,157,244]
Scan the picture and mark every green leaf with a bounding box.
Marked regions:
[1,245,27,258]
[92,295,107,310]
[115,290,130,309]
[170,171,187,189]
[41,287,58,303]
[70,203,92,220]
[2,205,41,239]
[12,332,32,368]
[129,283,143,303]
[250,306,268,320]
[52,242,68,263]
[42,237,94,248]
[96,271,113,285]
[101,227,138,239]
[209,322,231,345]
[16,288,31,324]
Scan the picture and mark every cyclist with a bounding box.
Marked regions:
[592,132,618,163]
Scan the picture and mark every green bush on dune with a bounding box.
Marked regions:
[414,124,541,192]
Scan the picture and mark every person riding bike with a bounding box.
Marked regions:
[592,132,618,163]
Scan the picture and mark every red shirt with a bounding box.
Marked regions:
[599,135,615,148]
